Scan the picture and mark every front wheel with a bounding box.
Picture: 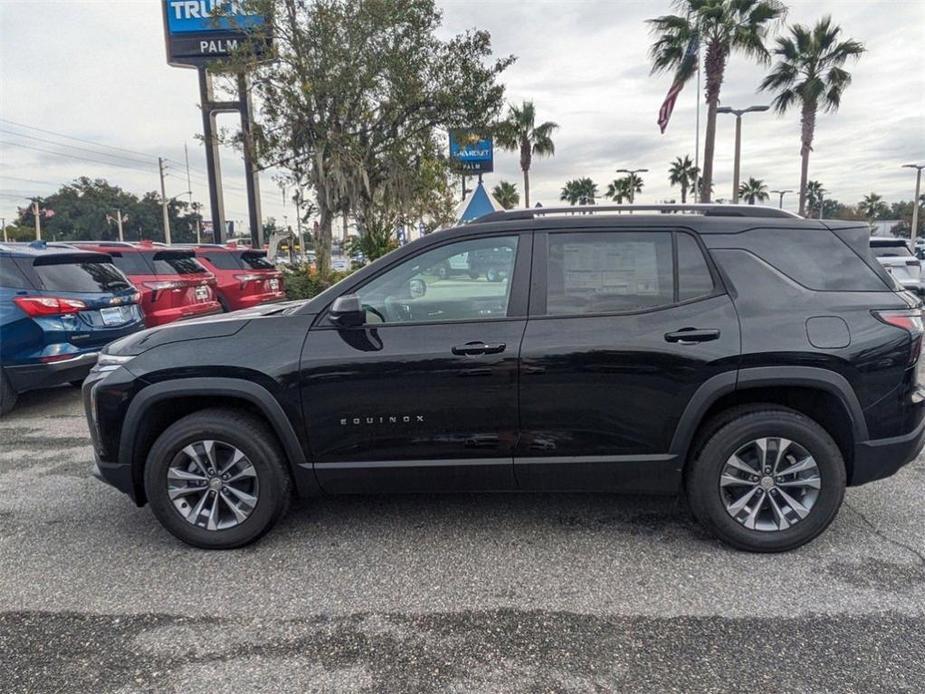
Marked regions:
[686,406,846,552]
[144,408,292,549]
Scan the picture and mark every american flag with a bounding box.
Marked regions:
[657,34,699,134]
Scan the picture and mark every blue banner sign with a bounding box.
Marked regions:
[163,0,269,68]
[449,131,494,174]
[166,0,265,34]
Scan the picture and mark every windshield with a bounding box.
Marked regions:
[871,242,913,258]
[240,252,275,270]
[32,257,132,293]
[152,252,208,275]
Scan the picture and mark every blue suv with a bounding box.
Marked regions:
[0,241,145,415]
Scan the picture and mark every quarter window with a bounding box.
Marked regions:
[546,232,674,315]
[353,236,518,324]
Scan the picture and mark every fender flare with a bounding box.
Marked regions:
[119,377,319,498]
[669,366,868,459]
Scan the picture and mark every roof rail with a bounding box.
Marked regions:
[474,203,801,223]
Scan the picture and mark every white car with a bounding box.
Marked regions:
[870,237,922,294]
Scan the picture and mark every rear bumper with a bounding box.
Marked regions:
[3,351,99,393]
[852,411,925,485]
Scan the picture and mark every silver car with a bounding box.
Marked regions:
[870,237,923,294]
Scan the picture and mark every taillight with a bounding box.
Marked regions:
[873,309,924,366]
[13,296,87,317]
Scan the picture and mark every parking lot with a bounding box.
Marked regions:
[1,386,924,692]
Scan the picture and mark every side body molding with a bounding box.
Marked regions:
[119,377,320,497]
[669,365,869,459]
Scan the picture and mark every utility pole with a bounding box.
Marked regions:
[717,105,770,203]
[108,209,127,241]
[771,189,793,209]
[32,200,41,240]
[903,163,924,246]
[158,157,171,244]
[1,218,6,242]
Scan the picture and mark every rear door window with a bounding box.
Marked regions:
[240,252,275,270]
[546,232,674,315]
[677,233,715,301]
[153,252,208,275]
[32,257,132,293]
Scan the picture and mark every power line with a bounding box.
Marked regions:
[0,128,156,166]
[0,140,156,174]
[0,174,63,187]
[0,117,160,161]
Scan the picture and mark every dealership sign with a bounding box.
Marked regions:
[449,131,494,174]
[163,0,269,68]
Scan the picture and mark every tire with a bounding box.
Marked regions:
[486,268,499,282]
[0,370,16,417]
[468,271,480,280]
[686,406,846,553]
[144,408,292,549]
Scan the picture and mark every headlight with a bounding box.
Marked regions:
[93,353,134,373]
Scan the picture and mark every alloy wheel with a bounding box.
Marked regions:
[166,440,260,531]
[719,437,821,532]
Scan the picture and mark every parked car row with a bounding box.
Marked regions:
[0,239,285,416]
[869,236,924,295]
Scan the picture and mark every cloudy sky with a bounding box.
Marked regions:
[1,0,923,229]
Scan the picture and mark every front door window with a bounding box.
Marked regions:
[354,236,518,324]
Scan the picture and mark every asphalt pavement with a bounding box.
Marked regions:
[1,386,923,693]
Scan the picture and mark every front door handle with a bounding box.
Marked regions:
[452,341,506,356]
[664,328,720,344]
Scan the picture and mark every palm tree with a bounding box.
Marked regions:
[606,175,644,204]
[805,180,826,217]
[859,193,888,224]
[760,17,865,216]
[492,181,519,210]
[495,101,558,208]
[668,155,698,203]
[560,180,582,206]
[649,0,785,203]
[738,177,769,204]
[560,178,599,207]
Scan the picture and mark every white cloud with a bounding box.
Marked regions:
[1,0,923,225]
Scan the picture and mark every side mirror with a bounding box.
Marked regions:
[409,278,427,299]
[328,294,365,328]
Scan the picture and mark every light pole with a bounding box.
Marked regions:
[903,163,924,246]
[717,105,770,204]
[771,189,793,209]
[615,168,649,204]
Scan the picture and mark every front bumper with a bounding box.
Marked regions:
[90,451,140,503]
[4,351,99,393]
[852,411,925,485]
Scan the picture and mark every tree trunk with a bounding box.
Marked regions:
[521,142,532,208]
[342,210,349,241]
[680,182,688,204]
[316,202,333,278]
[701,43,727,204]
[799,101,816,217]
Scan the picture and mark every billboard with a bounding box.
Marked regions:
[163,0,269,68]
[449,131,494,174]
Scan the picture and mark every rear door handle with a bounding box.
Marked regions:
[664,328,720,344]
[452,341,506,356]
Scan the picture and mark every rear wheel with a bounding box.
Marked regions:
[144,409,291,549]
[0,371,16,417]
[686,406,846,552]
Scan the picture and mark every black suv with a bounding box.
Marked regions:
[83,205,925,551]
